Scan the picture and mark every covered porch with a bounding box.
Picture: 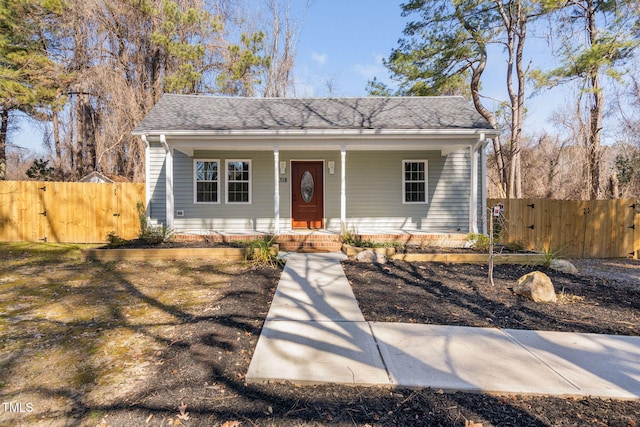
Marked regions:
[146,134,489,237]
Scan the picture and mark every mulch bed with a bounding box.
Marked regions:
[344,261,640,336]
[97,260,640,427]
[102,239,249,249]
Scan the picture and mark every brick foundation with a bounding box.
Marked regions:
[173,231,468,252]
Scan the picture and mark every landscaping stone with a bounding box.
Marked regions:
[355,249,387,264]
[550,259,579,274]
[514,271,557,303]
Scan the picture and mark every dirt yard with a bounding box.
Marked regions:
[1,243,639,426]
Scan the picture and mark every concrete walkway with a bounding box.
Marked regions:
[245,253,640,399]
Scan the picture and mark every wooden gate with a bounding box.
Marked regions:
[0,181,145,243]
[487,198,640,259]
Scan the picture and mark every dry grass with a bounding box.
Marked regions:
[0,243,243,426]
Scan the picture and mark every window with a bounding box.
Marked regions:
[226,160,251,203]
[403,160,428,204]
[194,160,219,203]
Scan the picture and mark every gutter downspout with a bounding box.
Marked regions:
[141,135,151,219]
[274,146,280,235]
[160,134,174,230]
[469,133,485,234]
[340,145,346,229]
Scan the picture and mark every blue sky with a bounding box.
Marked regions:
[292,1,408,97]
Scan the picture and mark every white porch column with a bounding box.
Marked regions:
[340,145,346,227]
[469,133,485,234]
[141,135,151,219]
[481,141,488,234]
[161,134,174,230]
[274,146,280,234]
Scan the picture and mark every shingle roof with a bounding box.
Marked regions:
[133,94,495,134]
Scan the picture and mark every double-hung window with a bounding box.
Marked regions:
[226,160,251,203]
[194,160,219,203]
[403,160,428,204]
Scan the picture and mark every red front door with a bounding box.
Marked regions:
[291,161,324,229]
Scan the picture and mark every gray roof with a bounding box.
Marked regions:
[133,94,495,134]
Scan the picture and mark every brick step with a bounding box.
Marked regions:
[276,234,342,252]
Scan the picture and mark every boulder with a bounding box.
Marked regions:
[514,271,557,303]
[355,249,387,264]
[549,259,579,275]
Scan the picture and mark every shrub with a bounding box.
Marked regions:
[136,201,173,244]
[106,232,128,248]
[383,240,405,251]
[504,240,526,252]
[468,233,490,251]
[340,224,359,246]
[340,225,386,248]
[541,244,561,269]
[245,236,282,268]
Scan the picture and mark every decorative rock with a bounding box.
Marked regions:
[355,249,387,264]
[514,271,557,303]
[549,259,579,275]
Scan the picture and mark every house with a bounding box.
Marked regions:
[79,171,130,183]
[133,94,499,247]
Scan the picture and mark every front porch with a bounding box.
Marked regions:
[172,230,470,252]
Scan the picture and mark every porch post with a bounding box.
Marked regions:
[141,135,151,219]
[481,141,488,234]
[161,134,174,230]
[469,144,477,234]
[469,133,485,234]
[340,145,346,227]
[274,146,280,234]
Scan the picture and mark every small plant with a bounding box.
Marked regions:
[504,240,526,252]
[355,239,384,248]
[136,201,173,244]
[383,240,405,251]
[139,223,173,244]
[245,235,282,268]
[541,244,562,269]
[340,223,359,246]
[340,225,387,248]
[106,231,128,248]
[467,233,490,251]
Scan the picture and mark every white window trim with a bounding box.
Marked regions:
[225,159,252,204]
[193,159,220,204]
[402,160,429,204]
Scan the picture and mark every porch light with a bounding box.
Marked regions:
[328,161,335,174]
[280,161,286,174]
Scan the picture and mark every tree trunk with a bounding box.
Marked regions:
[0,108,8,180]
[83,101,96,173]
[499,0,526,199]
[52,110,61,163]
[586,0,603,200]
[75,92,85,176]
[513,4,526,199]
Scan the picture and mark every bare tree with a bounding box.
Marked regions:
[262,0,311,97]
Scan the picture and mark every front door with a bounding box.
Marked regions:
[291,161,324,229]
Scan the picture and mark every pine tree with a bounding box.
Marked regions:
[0,0,64,179]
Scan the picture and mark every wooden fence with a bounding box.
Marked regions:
[488,198,640,259]
[0,181,145,243]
